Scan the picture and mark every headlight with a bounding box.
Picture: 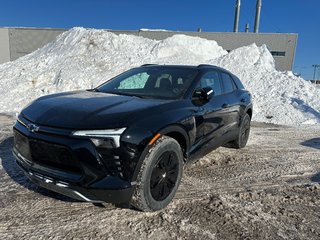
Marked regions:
[72,128,126,148]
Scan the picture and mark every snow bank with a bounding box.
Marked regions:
[0,27,319,126]
[211,45,320,125]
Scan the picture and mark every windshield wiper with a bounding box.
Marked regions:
[87,88,100,92]
[94,91,170,100]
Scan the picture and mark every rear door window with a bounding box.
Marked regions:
[221,72,235,94]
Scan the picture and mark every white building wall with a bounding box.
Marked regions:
[8,28,65,61]
[0,29,10,64]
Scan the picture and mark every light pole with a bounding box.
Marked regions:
[312,64,320,80]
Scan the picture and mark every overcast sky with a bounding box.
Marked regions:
[0,0,319,79]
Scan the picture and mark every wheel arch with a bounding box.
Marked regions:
[159,125,190,159]
[131,124,190,183]
[246,108,253,119]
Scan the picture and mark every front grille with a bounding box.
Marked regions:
[29,140,81,173]
[14,130,82,174]
[14,130,31,160]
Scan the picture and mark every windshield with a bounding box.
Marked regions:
[97,66,199,100]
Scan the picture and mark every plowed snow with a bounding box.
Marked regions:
[0,27,319,125]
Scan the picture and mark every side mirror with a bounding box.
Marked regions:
[192,87,214,103]
[202,87,214,101]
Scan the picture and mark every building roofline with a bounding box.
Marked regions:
[0,26,298,35]
[0,26,68,31]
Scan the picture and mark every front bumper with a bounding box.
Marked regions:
[13,149,134,203]
[12,116,138,204]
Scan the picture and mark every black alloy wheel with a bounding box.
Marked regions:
[150,151,179,201]
[240,115,250,146]
[225,113,251,149]
[130,136,183,212]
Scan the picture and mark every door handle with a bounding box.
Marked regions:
[222,103,229,108]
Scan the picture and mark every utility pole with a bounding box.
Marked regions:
[312,64,320,80]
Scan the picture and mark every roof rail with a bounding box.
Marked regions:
[197,64,214,68]
[140,64,158,67]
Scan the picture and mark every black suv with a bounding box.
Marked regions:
[13,64,252,211]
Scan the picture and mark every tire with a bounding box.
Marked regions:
[130,136,183,212]
[227,113,251,149]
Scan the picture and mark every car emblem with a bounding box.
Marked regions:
[27,123,40,133]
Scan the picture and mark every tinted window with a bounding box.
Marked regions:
[97,67,199,100]
[232,75,245,89]
[200,71,222,96]
[221,72,235,94]
[271,51,286,57]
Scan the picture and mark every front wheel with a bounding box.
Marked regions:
[130,136,183,212]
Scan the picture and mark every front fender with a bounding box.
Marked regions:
[123,121,194,183]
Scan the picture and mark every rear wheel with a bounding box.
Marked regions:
[227,113,251,149]
[131,136,183,212]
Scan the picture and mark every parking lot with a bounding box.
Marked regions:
[0,114,320,239]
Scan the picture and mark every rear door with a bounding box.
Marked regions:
[199,70,232,142]
[219,71,241,137]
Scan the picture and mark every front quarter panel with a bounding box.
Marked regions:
[120,101,197,182]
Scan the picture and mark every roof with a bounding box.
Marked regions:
[139,63,229,72]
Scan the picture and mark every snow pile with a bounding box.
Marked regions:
[210,45,320,125]
[0,27,319,126]
[0,28,226,113]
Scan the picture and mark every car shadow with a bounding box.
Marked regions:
[310,172,320,183]
[301,138,320,150]
[0,136,79,203]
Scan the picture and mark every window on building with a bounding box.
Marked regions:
[271,51,286,57]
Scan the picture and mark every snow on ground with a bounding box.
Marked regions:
[1,115,320,239]
[0,27,319,126]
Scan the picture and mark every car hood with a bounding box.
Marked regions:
[21,91,170,129]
